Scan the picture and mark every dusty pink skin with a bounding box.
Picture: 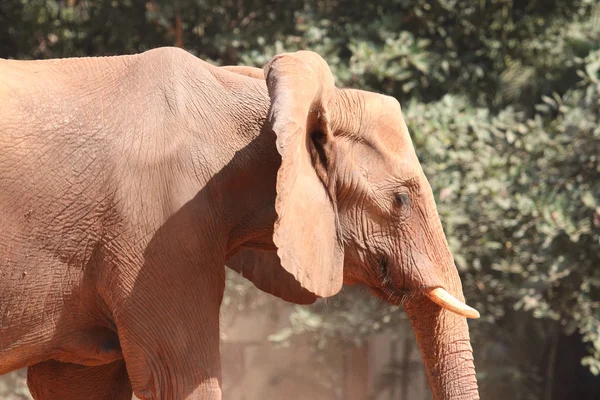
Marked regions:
[0,48,479,399]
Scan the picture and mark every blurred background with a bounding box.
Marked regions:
[1,0,600,399]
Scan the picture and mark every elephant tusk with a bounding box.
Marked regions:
[425,287,480,319]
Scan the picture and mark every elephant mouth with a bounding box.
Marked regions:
[370,285,419,306]
[371,256,425,305]
[372,285,480,319]
[374,256,480,319]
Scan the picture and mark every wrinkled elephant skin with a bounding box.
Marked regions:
[0,47,480,399]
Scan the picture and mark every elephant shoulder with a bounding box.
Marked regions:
[138,47,217,78]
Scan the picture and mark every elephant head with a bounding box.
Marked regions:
[227,51,480,400]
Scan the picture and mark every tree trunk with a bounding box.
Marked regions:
[344,342,370,400]
[400,338,413,400]
[543,324,559,400]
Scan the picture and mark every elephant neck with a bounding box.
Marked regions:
[185,76,280,257]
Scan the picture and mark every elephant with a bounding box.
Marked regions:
[0,47,480,400]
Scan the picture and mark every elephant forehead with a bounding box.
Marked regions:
[363,121,421,175]
[345,90,414,153]
[332,88,419,167]
[372,107,414,154]
[345,142,422,188]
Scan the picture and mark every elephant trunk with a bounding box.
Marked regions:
[404,227,479,400]
[405,290,479,400]
[403,190,480,399]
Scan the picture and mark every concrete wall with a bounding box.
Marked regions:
[1,298,431,400]
[220,302,431,400]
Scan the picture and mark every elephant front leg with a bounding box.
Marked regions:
[27,359,131,400]
[110,259,226,400]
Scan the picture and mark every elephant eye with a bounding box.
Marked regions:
[394,192,411,208]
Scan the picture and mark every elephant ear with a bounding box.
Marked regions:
[264,51,344,298]
[226,249,317,305]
